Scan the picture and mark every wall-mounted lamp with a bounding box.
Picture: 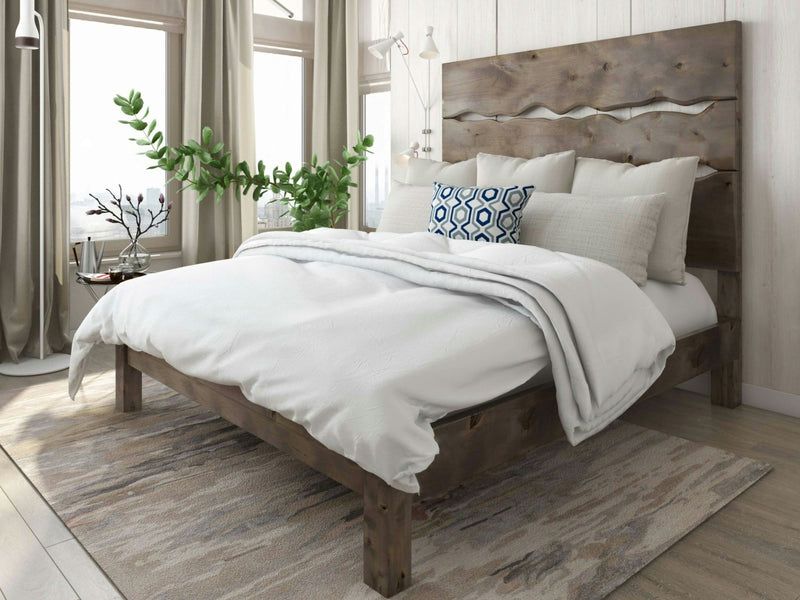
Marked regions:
[393,142,420,168]
[369,27,439,157]
[400,142,420,159]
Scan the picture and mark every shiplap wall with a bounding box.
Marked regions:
[388,0,800,400]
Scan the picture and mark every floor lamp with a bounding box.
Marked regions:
[0,0,71,376]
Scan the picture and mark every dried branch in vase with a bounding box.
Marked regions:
[86,184,172,247]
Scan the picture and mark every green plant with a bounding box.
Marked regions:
[114,90,373,231]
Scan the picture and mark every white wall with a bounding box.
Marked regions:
[389,0,800,404]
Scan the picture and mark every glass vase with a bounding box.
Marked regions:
[119,242,152,272]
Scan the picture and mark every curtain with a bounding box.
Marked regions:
[0,0,70,363]
[182,0,256,265]
[312,0,360,229]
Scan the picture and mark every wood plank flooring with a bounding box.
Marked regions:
[614,392,800,600]
[0,347,799,599]
[0,348,122,600]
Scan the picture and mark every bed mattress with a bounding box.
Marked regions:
[642,273,717,337]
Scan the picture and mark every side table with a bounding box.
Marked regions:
[76,272,146,303]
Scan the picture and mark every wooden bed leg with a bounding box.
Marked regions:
[116,345,142,412]
[711,272,742,408]
[363,474,412,597]
[711,359,742,408]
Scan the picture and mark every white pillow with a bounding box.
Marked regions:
[477,150,576,192]
[405,157,477,187]
[376,184,434,233]
[378,157,477,233]
[520,192,665,286]
[571,156,699,284]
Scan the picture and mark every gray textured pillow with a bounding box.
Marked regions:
[571,156,699,284]
[520,192,666,285]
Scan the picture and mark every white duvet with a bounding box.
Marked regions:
[69,229,675,493]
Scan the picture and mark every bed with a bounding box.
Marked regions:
[73,21,741,597]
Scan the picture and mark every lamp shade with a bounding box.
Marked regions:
[15,0,39,49]
[419,26,438,60]
[369,30,404,59]
[401,142,420,158]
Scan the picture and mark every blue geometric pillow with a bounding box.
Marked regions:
[427,182,534,243]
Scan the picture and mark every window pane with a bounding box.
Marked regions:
[362,91,391,228]
[253,52,304,229]
[254,0,304,20]
[70,20,167,243]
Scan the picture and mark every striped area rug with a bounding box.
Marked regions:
[0,370,770,600]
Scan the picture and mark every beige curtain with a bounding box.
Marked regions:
[312,0,360,229]
[0,0,70,363]
[182,0,256,265]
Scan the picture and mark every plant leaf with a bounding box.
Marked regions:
[202,126,213,146]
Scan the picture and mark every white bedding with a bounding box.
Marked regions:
[642,273,717,336]
[69,229,675,493]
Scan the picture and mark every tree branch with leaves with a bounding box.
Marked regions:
[114,90,373,231]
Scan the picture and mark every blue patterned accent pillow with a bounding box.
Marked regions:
[427,183,534,243]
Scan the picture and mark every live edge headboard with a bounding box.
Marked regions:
[441,21,742,319]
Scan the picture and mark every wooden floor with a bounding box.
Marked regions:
[0,348,122,600]
[0,351,799,599]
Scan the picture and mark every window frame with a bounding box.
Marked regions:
[253,12,314,232]
[68,10,183,255]
[359,79,391,232]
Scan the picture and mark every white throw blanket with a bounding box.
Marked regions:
[69,229,675,493]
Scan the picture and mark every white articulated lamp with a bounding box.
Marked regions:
[0,0,71,376]
[369,27,439,157]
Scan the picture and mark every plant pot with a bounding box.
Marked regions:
[119,242,152,272]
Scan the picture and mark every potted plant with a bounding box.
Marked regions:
[113,90,373,231]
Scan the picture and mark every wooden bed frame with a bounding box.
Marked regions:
[115,22,742,597]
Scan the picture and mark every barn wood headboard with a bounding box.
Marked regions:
[441,22,742,289]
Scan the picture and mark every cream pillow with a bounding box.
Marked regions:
[520,192,665,286]
[405,157,477,187]
[379,157,478,233]
[571,156,699,284]
[376,184,435,233]
[477,150,575,192]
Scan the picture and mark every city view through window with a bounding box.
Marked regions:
[70,19,167,243]
[253,51,304,229]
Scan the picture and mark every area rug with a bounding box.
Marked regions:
[0,370,770,600]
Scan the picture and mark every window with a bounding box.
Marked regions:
[252,8,313,230]
[358,0,390,230]
[253,52,305,229]
[361,91,391,229]
[69,16,181,251]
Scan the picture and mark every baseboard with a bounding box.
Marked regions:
[678,375,800,418]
